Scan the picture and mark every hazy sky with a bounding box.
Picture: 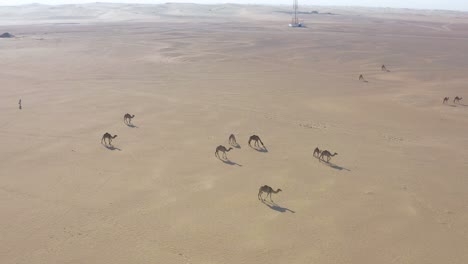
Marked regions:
[2,0,468,11]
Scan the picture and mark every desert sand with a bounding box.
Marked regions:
[1,3,468,264]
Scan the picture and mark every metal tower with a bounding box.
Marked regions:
[289,0,303,27]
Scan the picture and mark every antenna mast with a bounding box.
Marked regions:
[292,0,298,25]
[289,0,303,27]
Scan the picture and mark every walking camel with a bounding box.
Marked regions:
[319,150,338,163]
[229,134,238,147]
[215,145,233,160]
[18,99,22,110]
[443,97,449,104]
[124,113,135,125]
[454,96,463,104]
[313,147,322,158]
[101,132,118,146]
[258,185,282,202]
[248,135,265,149]
[381,65,390,72]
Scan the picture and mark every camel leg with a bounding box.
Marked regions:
[223,152,227,160]
[215,151,218,158]
[258,191,262,200]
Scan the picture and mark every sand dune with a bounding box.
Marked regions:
[1,3,468,264]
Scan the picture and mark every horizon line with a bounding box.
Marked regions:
[1,2,467,13]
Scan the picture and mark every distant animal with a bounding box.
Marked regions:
[215,145,233,160]
[18,99,22,109]
[381,64,389,72]
[319,150,338,163]
[101,132,117,146]
[229,134,238,146]
[358,74,367,82]
[313,147,322,158]
[258,185,282,202]
[454,96,463,104]
[248,135,265,148]
[124,113,135,125]
[443,97,449,104]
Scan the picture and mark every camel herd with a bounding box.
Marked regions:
[358,65,389,83]
[213,133,338,202]
[100,113,135,147]
[443,96,463,104]
[19,62,461,204]
[359,65,464,107]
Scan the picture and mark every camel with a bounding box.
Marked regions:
[124,113,135,125]
[101,132,117,146]
[359,74,368,82]
[443,97,449,104]
[18,99,22,109]
[258,185,282,202]
[319,150,338,163]
[215,145,233,160]
[229,134,238,147]
[454,96,463,104]
[248,135,265,148]
[381,65,390,72]
[313,147,322,158]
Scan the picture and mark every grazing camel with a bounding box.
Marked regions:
[101,132,117,146]
[258,185,282,202]
[359,74,368,82]
[229,134,238,146]
[319,150,338,163]
[215,145,233,160]
[124,113,135,125]
[381,65,390,72]
[248,135,265,148]
[313,147,322,158]
[443,97,449,104]
[454,96,463,104]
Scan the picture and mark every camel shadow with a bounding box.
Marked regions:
[322,161,350,171]
[447,104,457,107]
[250,145,268,153]
[230,143,241,149]
[262,200,295,213]
[103,145,121,151]
[217,156,242,166]
[126,124,138,128]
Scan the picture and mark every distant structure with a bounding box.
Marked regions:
[289,0,304,27]
[0,32,14,38]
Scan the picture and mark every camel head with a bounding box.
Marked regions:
[131,115,135,118]
[276,189,282,193]
[227,147,233,152]
[112,135,118,139]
